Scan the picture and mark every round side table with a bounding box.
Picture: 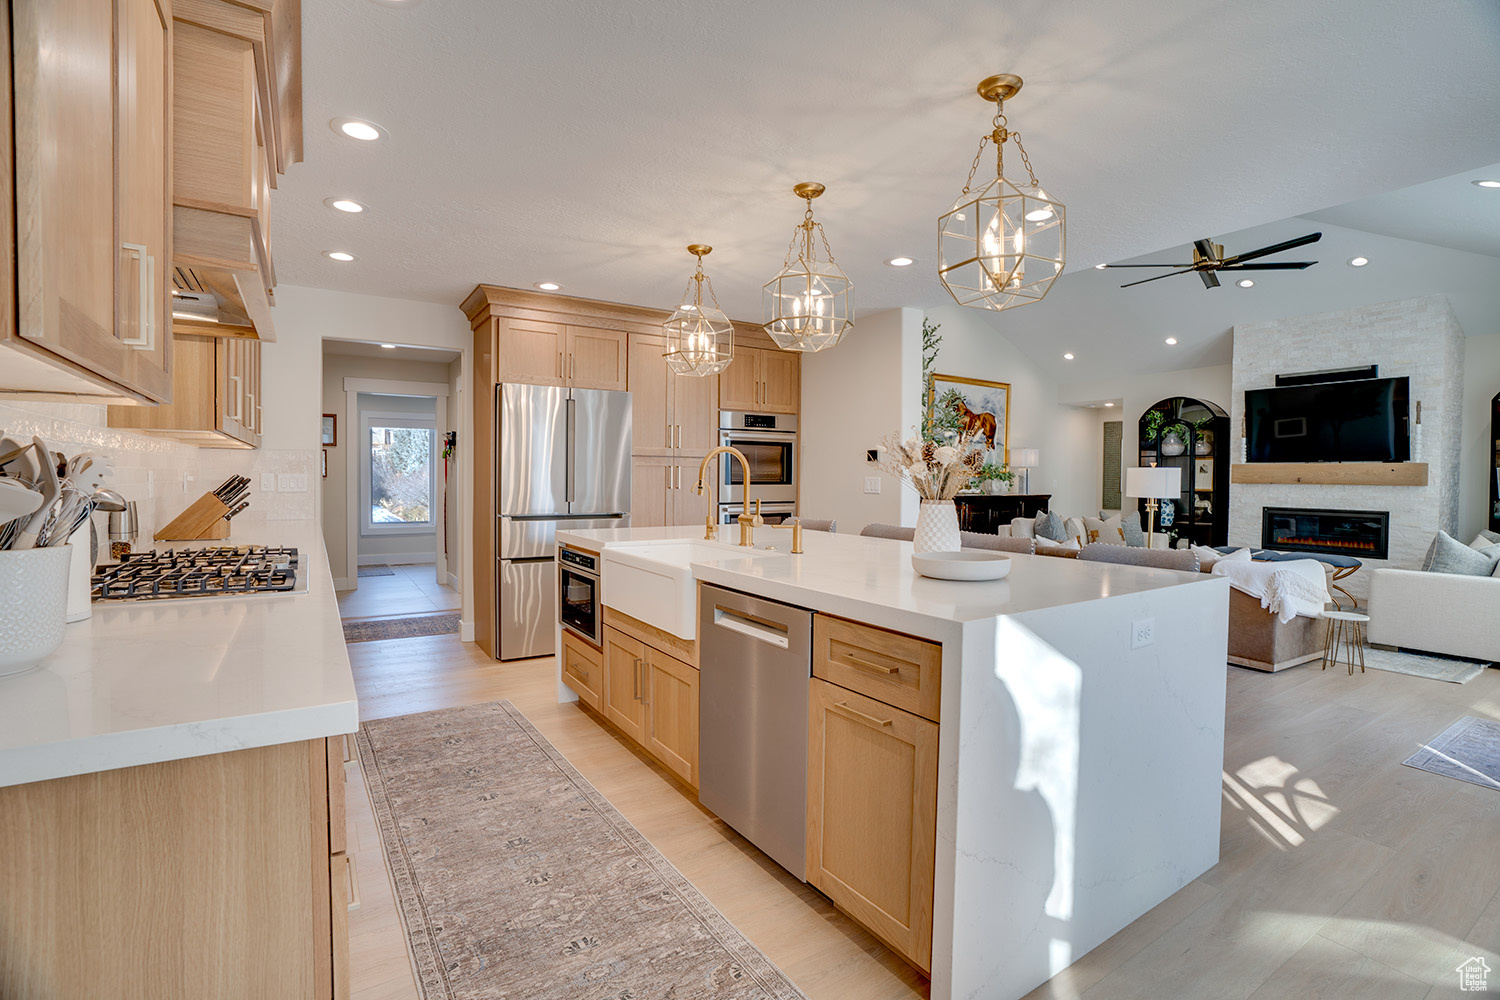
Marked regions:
[1321,610,1370,675]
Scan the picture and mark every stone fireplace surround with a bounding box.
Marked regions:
[1229,295,1464,602]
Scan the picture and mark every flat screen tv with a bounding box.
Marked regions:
[1245,376,1410,463]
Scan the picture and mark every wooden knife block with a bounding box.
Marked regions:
[154,492,231,541]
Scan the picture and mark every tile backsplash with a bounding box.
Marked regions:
[0,400,316,545]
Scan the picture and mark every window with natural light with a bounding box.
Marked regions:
[363,413,437,532]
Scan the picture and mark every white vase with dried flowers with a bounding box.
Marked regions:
[871,432,986,553]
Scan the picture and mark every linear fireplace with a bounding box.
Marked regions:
[1261,507,1390,560]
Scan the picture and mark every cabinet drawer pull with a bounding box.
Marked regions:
[832,701,893,729]
[843,653,899,675]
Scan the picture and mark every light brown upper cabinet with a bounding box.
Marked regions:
[630,456,715,529]
[720,346,799,415]
[169,0,303,342]
[496,320,627,391]
[1,0,174,403]
[629,335,718,456]
[108,334,261,448]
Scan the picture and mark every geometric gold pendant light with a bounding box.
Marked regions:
[762,182,853,352]
[663,244,735,377]
[938,74,1065,312]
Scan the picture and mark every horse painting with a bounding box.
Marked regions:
[951,396,998,450]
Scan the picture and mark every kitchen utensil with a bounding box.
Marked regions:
[65,533,93,622]
[224,501,249,520]
[910,550,1012,581]
[0,544,71,676]
[94,489,129,513]
[0,434,38,483]
[12,438,60,549]
[0,477,43,527]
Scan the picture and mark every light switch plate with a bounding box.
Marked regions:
[864,476,882,494]
[1131,618,1155,649]
[277,473,308,493]
[146,470,154,499]
[260,473,277,492]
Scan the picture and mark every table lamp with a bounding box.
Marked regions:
[1125,465,1181,549]
[1011,448,1039,494]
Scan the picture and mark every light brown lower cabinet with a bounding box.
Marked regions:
[594,622,699,789]
[0,736,351,999]
[560,629,604,711]
[807,677,938,973]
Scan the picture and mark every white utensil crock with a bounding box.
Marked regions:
[66,532,92,622]
[0,545,71,677]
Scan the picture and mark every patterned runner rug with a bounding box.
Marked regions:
[343,613,460,643]
[357,701,807,1000]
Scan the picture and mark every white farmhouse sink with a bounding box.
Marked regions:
[601,542,779,640]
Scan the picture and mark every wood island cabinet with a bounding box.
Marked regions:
[588,616,699,789]
[560,630,604,712]
[720,345,799,414]
[602,626,648,745]
[0,736,351,999]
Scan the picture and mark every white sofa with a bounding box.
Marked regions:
[1367,568,1500,662]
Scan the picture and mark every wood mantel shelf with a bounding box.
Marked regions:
[1230,462,1429,486]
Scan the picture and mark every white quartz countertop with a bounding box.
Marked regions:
[559,525,1214,641]
[0,523,359,789]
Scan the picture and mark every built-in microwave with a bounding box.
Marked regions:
[557,544,601,646]
[718,411,796,506]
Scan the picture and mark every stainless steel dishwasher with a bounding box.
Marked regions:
[698,583,814,881]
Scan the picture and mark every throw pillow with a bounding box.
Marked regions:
[1470,531,1500,550]
[1120,511,1147,547]
[1035,510,1069,542]
[1063,516,1087,545]
[1083,516,1125,545]
[1422,530,1500,577]
[1010,516,1036,539]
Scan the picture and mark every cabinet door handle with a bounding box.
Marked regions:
[831,701,894,730]
[557,351,563,378]
[843,653,900,675]
[245,392,256,433]
[633,656,642,700]
[226,375,242,423]
[569,354,575,380]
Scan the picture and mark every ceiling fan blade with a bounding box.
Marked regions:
[1216,261,1318,271]
[1199,270,1221,289]
[1193,238,1218,263]
[1100,263,1195,268]
[1219,232,1322,266]
[1120,271,1190,288]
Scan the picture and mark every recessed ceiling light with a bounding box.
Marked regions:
[533,282,562,291]
[1347,256,1369,267]
[1472,179,1500,189]
[1104,402,1115,407]
[1236,279,1254,288]
[886,256,916,267]
[323,250,356,262]
[1164,337,1178,345]
[1063,352,1075,360]
[324,197,366,213]
[331,117,385,141]
[1024,208,1054,222]
[1094,263,1108,270]
[380,343,396,349]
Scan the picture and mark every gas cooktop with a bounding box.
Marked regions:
[92,546,301,602]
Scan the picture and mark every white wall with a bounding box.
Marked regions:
[799,308,921,532]
[922,305,1096,518]
[1459,334,1500,540]
[265,285,475,632]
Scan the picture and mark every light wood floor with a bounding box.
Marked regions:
[336,564,460,620]
[343,634,1500,1000]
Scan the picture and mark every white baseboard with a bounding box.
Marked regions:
[447,572,460,592]
[460,619,475,643]
[332,577,353,591]
[357,553,436,566]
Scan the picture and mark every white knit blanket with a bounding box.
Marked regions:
[1212,558,1330,624]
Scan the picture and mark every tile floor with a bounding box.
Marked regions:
[336,563,460,619]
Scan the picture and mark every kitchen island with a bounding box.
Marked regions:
[0,524,358,998]
[557,525,1230,1000]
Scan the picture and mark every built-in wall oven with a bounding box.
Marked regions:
[718,412,797,523]
[557,544,602,646]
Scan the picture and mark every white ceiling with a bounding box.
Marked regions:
[322,339,460,365]
[1306,162,1500,259]
[275,0,1500,377]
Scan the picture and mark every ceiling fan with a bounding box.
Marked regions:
[1102,232,1323,289]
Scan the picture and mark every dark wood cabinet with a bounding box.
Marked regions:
[1138,397,1229,547]
[1490,391,1499,533]
[954,494,1051,534]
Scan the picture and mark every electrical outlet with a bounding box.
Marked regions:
[864,476,882,494]
[1131,618,1155,649]
[260,473,277,492]
[182,472,193,493]
[278,473,308,493]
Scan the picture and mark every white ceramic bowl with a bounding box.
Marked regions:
[911,551,1012,581]
[0,544,72,677]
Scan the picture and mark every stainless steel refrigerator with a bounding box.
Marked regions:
[496,383,631,660]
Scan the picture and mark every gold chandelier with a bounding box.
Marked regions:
[762,182,853,352]
[663,244,734,377]
[938,74,1065,312]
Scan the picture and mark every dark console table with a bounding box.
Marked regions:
[955,494,1052,534]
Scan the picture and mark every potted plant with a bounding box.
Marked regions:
[975,462,1014,495]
